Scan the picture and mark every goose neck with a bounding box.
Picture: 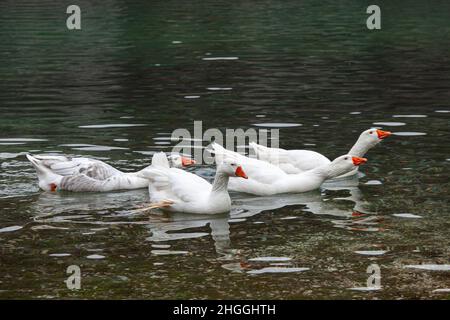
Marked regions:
[310,165,331,179]
[348,137,373,157]
[211,171,230,193]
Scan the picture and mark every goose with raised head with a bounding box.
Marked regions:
[209,143,367,196]
[26,152,195,192]
[137,155,248,214]
[250,128,390,175]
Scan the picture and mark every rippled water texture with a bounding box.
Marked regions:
[0,1,449,299]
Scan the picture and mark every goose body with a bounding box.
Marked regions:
[26,153,194,192]
[249,144,330,174]
[28,155,123,180]
[138,155,248,214]
[250,129,390,176]
[210,143,366,196]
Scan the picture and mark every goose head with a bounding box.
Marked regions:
[360,128,392,146]
[218,158,248,179]
[348,128,391,157]
[327,154,367,179]
[26,154,62,191]
[168,153,196,168]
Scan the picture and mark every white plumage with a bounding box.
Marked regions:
[209,143,366,196]
[250,128,390,176]
[138,154,248,214]
[26,152,194,192]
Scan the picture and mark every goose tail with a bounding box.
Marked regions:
[151,152,170,168]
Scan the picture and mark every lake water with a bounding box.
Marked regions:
[0,0,449,299]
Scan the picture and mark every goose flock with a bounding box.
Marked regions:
[27,128,391,214]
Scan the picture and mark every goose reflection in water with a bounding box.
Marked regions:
[145,179,381,257]
[232,174,368,219]
[30,173,381,257]
[146,213,234,258]
[32,189,148,216]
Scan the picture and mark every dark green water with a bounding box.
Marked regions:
[0,0,449,299]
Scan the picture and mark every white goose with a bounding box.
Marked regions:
[210,143,367,196]
[250,128,390,175]
[137,154,248,214]
[26,153,195,192]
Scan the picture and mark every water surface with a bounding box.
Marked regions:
[0,0,449,299]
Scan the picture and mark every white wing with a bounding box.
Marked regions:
[33,155,122,180]
[209,143,286,184]
[168,169,212,202]
[59,174,108,192]
[151,152,170,168]
[250,142,331,174]
[59,173,148,192]
[250,142,290,163]
[139,167,211,203]
[284,150,331,171]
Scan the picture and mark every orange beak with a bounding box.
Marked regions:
[50,183,57,192]
[181,157,196,167]
[235,166,248,179]
[376,129,392,140]
[352,157,367,166]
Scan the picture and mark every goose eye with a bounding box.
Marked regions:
[344,157,348,160]
[369,131,373,134]
[231,163,236,166]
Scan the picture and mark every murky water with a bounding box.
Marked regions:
[0,0,449,299]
